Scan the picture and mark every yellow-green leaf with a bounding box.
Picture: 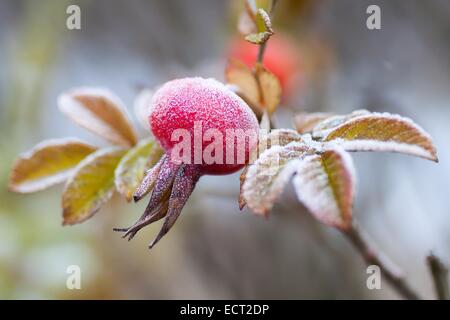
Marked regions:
[293,147,355,230]
[256,64,281,114]
[115,138,164,202]
[62,147,127,225]
[9,138,97,193]
[245,31,272,45]
[323,112,438,162]
[58,87,138,147]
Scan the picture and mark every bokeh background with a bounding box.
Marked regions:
[0,0,449,299]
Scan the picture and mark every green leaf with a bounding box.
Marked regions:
[9,138,97,193]
[115,138,164,202]
[62,147,127,225]
[293,147,356,230]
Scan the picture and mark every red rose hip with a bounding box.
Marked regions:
[115,77,259,247]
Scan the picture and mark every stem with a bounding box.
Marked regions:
[257,42,267,64]
[427,253,450,300]
[343,222,421,300]
[256,0,277,64]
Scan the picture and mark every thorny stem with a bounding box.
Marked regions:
[427,253,450,300]
[343,222,421,300]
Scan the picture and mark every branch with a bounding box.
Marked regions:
[343,222,421,300]
[427,253,450,300]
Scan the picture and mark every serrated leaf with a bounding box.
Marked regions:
[256,64,282,114]
[323,112,438,161]
[243,142,308,216]
[58,87,138,147]
[9,138,97,193]
[293,147,355,230]
[294,112,335,133]
[115,138,164,202]
[62,147,127,225]
[133,89,153,130]
[226,59,260,107]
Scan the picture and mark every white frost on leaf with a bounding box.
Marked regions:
[321,112,437,161]
[243,143,308,216]
[292,147,356,230]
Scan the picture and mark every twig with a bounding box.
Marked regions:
[343,222,421,300]
[427,253,450,300]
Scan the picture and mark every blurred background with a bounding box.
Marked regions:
[0,0,449,299]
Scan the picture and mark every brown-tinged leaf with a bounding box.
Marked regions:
[226,59,260,107]
[243,142,308,216]
[323,112,438,161]
[292,147,355,230]
[9,138,97,193]
[294,112,335,133]
[62,147,127,225]
[133,89,153,130]
[58,87,138,147]
[115,138,163,202]
[256,64,282,114]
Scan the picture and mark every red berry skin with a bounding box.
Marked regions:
[149,77,259,175]
[228,34,301,97]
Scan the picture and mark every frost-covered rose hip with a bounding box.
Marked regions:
[115,77,259,248]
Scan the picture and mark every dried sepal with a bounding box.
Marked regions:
[243,142,309,216]
[292,147,355,230]
[115,137,164,202]
[58,87,138,147]
[149,165,201,248]
[9,138,97,193]
[62,147,127,225]
[322,112,438,162]
[133,154,166,202]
